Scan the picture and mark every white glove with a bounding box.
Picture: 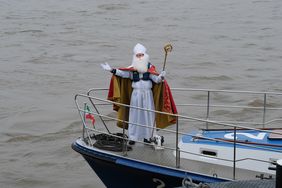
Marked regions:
[100,62,112,71]
[159,71,166,80]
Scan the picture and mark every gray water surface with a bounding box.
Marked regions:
[1,0,282,187]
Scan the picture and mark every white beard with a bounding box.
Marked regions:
[131,54,149,73]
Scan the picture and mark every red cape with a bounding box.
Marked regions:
[107,65,178,129]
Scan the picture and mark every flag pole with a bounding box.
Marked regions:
[83,103,87,139]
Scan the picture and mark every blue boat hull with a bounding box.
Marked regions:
[72,140,228,188]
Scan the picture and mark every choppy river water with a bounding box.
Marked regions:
[1,0,282,187]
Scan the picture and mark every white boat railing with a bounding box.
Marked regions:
[74,88,282,180]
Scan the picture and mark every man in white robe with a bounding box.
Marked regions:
[101,43,166,144]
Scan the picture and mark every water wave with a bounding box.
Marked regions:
[188,75,233,81]
[98,3,129,11]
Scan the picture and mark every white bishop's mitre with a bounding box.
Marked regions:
[133,43,146,55]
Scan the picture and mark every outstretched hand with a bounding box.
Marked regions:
[159,71,166,80]
[100,62,112,71]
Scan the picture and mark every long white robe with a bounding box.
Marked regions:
[115,69,162,141]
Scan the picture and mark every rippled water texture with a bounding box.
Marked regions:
[1,0,282,187]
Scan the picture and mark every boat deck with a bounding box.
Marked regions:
[208,179,275,188]
[74,88,282,182]
[87,130,272,181]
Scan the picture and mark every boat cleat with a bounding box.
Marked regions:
[150,135,164,150]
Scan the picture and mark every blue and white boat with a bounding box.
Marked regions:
[178,128,282,175]
[72,88,282,188]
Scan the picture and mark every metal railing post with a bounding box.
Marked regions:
[233,126,237,180]
[206,91,210,129]
[176,116,180,168]
[263,93,266,128]
[122,105,128,156]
